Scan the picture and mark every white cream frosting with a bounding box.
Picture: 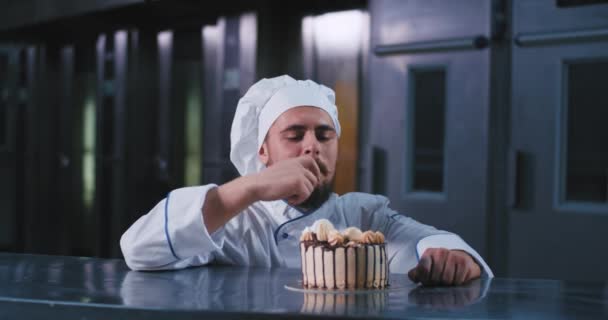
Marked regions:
[310,219,335,233]
[302,220,385,244]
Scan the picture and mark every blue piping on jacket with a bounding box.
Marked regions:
[164,192,180,260]
[272,200,320,245]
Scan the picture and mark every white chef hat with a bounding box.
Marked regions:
[230,75,341,176]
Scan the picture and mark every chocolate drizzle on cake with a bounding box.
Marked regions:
[321,250,325,288]
[312,247,316,287]
[373,246,376,287]
[343,249,347,289]
[364,245,368,288]
[333,252,337,289]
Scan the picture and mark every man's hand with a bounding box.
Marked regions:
[408,248,481,286]
[202,156,321,233]
[252,156,322,205]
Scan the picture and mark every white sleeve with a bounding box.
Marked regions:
[120,184,221,271]
[416,234,494,278]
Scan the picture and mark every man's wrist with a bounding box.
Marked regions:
[204,175,260,233]
[240,174,261,203]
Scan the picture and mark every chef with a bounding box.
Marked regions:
[121,75,493,286]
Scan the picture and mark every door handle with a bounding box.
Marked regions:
[514,27,608,47]
[371,146,387,196]
[374,35,490,56]
[507,149,523,208]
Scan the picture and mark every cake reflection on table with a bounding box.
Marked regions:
[300,290,388,314]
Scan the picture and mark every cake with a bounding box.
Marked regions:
[299,219,389,290]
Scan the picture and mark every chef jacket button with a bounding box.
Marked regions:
[282,233,289,239]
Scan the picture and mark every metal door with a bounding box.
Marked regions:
[368,0,496,260]
[0,46,19,251]
[508,0,608,280]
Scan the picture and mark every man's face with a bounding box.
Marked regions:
[259,106,339,209]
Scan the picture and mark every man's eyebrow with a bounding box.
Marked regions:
[280,125,307,133]
[315,125,335,132]
[280,124,336,133]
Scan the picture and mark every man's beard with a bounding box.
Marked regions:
[296,181,333,212]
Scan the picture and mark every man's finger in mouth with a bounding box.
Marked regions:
[315,159,328,176]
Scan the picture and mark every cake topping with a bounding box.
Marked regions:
[328,230,345,246]
[343,227,363,242]
[360,231,377,244]
[300,229,314,241]
[301,220,385,245]
[312,219,335,241]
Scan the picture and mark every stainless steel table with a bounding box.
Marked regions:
[0,253,606,319]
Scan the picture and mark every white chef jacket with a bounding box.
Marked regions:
[120,185,493,278]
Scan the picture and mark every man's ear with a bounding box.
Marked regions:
[258,142,269,166]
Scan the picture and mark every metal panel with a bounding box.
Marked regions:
[55,45,75,254]
[513,0,608,35]
[371,0,491,46]
[201,14,257,184]
[157,30,173,185]
[110,30,130,257]
[22,46,39,253]
[219,17,241,183]
[202,20,225,185]
[94,31,130,257]
[357,12,372,193]
[93,34,106,257]
[239,13,257,96]
[169,28,204,188]
[69,41,97,256]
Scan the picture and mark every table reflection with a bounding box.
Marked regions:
[4,253,605,319]
[408,278,490,310]
[0,254,125,305]
[119,266,490,315]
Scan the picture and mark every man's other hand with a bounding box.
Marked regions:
[408,248,481,286]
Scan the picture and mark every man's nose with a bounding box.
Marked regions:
[302,133,320,156]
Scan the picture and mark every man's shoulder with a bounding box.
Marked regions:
[334,192,391,209]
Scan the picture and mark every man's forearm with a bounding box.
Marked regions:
[202,175,258,234]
